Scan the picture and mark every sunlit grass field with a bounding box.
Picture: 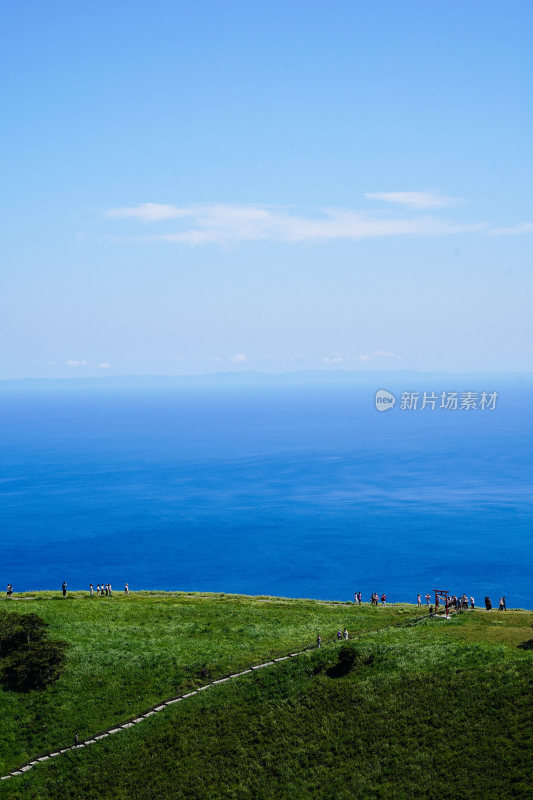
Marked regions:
[0,592,531,799]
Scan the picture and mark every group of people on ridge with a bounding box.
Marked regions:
[369,592,386,606]
[89,583,114,597]
[416,593,475,610]
[353,591,386,606]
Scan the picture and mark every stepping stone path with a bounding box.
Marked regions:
[1,610,431,781]
[0,646,309,781]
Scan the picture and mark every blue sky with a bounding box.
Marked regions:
[1,1,532,377]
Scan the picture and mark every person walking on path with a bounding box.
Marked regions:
[381,594,387,606]
[316,634,321,648]
[74,733,79,746]
[357,591,362,605]
[6,584,13,598]
[417,594,422,607]
[62,581,67,597]
[425,593,431,606]
[125,583,129,595]
[343,628,349,640]
[470,596,475,609]
[337,629,342,641]
[89,584,93,596]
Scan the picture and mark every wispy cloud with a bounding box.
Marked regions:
[231,353,247,363]
[357,350,397,362]
[66,359,110,368]
[107,203,194,222]
[365,191,461,209]
[488,222,533,236]
[105,202,483,245]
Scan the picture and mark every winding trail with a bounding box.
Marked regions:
[1,610,437,782]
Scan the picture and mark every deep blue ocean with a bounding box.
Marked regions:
[1,374,532,607]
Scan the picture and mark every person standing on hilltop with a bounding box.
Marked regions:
[417,594,422,607]
[62,581,67,597]
[125,583,129,595]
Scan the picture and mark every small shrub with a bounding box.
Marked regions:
[0,610,48,656]
[0,610,68,692]
[2,640,68,692]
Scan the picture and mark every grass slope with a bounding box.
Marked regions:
[1,594,531,799]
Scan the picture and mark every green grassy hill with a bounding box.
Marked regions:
[0,592,531,799]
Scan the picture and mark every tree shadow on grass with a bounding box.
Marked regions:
[326,645,375,679]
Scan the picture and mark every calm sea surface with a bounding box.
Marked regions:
[1,376,532,607]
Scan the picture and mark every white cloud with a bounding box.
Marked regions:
[106,202,483,245]
[107,203,196,222]
[66,360,110,368]
[323,355,344,364]
[357,351,396,362]
[231,353,247,363]
[488,222,533,236]
[365,191,460,209]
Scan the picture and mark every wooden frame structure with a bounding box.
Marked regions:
[433,589,450,618]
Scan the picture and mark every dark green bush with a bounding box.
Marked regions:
[0,610,68,692]
[0,610,48,656]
